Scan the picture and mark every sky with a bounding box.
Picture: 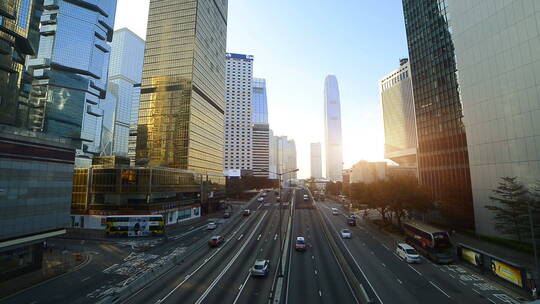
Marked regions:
[114,0,409,179]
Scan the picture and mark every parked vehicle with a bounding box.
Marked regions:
[250,259,270,277]
[208,236,224,247]
[396,243,420,263]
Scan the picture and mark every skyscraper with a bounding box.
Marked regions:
[268,129,278,179]
[252,78,270,178]
[272,135,297,180]
[446,0,540,235]
[1,0,76,279]
[0,0,42,127]
[380,59,417,168]
[26,0,117,167]
[104,28,145,157]
[402,0,473,226]
[310,142,322,179]
[324,74,343,181]
[136,0,228,179]
[225,53,253,175]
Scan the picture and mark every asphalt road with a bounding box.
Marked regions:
[318,200,522,304]
[127,188,291,304]
[286,189,357,304]
[1,193,269,304]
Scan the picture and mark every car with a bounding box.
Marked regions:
[331,207,339,215]
[347,217,356,226]
[295,236,306,251]
[274,191,279,195]
[340,229,352,239]
[208,236,224,247]
[223,212,231,218]
[206,222,217,230]
[257,197,264,202]
[250,259,270,277]
[261,192,267,197]
[243,209,251,216]
[396,243,420,263]
[276,196,281,201]
[303,194,309,201]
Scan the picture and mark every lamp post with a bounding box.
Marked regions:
[263,168,298,277]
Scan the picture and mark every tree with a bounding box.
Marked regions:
[326,181,342,196]
[485,177,530,241]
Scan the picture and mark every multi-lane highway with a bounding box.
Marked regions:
[2,187,522,304]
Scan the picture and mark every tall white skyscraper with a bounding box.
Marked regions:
[310,142,322,179]
[252,78,269,178]
[324,74,343,181]
[225,53,253,174]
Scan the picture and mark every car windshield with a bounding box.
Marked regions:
[296,239,305,244]
[342,230,350,233]
[254,264,264,270]
[406,249,417,255]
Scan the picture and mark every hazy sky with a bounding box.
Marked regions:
[114,0,409,179]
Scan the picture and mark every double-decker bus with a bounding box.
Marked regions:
[402,221,454,264]
[105,215,165,237]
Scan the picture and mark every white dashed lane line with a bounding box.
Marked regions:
[429,281,451,298]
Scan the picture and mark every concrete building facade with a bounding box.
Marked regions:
[310,142,322,179]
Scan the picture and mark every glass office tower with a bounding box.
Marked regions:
[402,0,473,226]
[137,0,228,179]
[447,0,540,235]
[324,74,343,182]
[27,0,117,167]
[380,59,417,167]
[252,77,269,178]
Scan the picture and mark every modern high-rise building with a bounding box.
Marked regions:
[271,135,297,180]
[225,53,253,175]
[0,0,42,127]
[402,0,473,226]
[128,83,141,166]
[136,0,227,179]
[324,74,343,181]
[380,59,417,168]
[1,0,76,280]
[252,77,269,178]
[268,129,278,179]
[446,0,540,236]
[310,142,322,179]
[26,0,117,167]
[104,28,145,157]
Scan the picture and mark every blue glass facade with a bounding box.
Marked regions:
[252,78,268,124]
[106,28,145,157]
[27,0,117,165]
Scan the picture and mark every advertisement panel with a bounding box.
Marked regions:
[491,260,523,288]
[461,248,481,266]
[111,217,160,237]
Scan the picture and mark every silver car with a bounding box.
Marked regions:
[250,259,270,277]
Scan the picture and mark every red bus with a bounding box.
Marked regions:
[402,221,454,264]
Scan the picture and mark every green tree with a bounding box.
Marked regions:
[485,177,530,241]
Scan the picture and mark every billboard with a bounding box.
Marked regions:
[114,217,161,237]
[224,169,241,177]
[491,260,523,288]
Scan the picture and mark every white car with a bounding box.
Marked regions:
[396,243,420,263]
[206,222,217,230]
[257,197,264,202]
[331,208,339,215]
[340,229,352,239]
[250,259,270,277]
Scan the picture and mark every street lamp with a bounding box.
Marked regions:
[263,168,298,277]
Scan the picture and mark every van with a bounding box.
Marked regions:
[396,243,420,263]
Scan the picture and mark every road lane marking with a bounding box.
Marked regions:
[319,207,382,304]
[472,289,480,295]
[257,234,261,241]
[382,244,389,250]
[155,210,260,303]
[429,281,451,298]
[238,234,244,240]
[408,265,422,276]
[314,270,318,275]
[381,263,386,268]
[393,253,401,259]
[81,276,91,282]
[311,255,314,259]
[459,281,466,285]
[274,233,278,240]
[397,278,402,284]
[448,274,455,279]
[487,299,496,304]
[195,211,268,304]
[319,290,322,297]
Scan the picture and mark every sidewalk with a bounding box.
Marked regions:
[0,246,89,299]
